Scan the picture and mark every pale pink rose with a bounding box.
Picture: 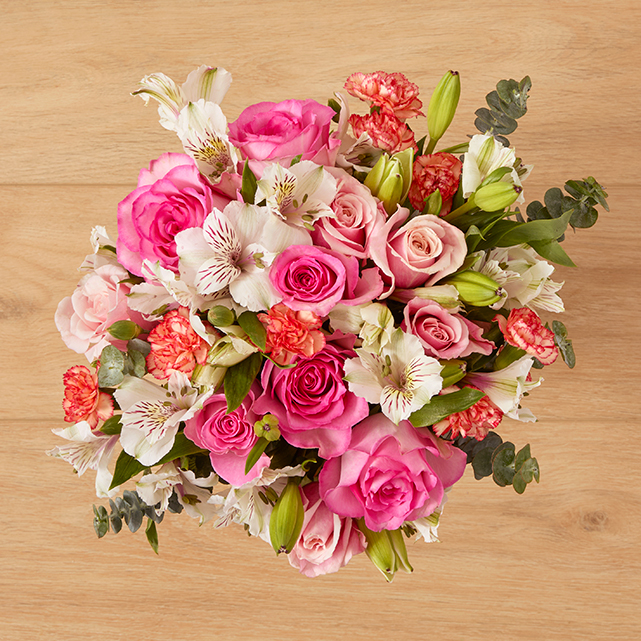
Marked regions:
[183,384,268,486]
[55,263,132,361]
[402,298,494,359]
[495,308,559,365]
[344,71,423,120]
[146,307,211,380]
[288,482,366,578]
[62,365,113,429]
[433,386,503,440]
[319,413,467,531]
[311,167,386,260]
[117,153,235,276]
[269,245,384,317]
[228,99,340,167]
[369,208,467,293]
[348,111,418,154]
[253,335,369,459]
[258,303,326,366]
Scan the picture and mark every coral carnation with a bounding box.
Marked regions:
[348,111,417,154]
[344,71,423,120]
[496,308,559,365]
[408,153,463,213]
[258,303,326,365]
[62,365,113,429]
[433,388,503,440]
[146,307,210,380]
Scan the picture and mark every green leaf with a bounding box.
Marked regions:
[513,449,540,494]
[97,345,125,387]
[93,505,109,538]
[492,442,516,487]
[528,239,577,267]
[472,447,494,480]
[128,338,150,356]
[494,208,573,246]
[109,450,146,490]
[465,225,484,252]
[552,320,576,369]
[245,437,269,475]
[237,310,267,351]
[409,388,485,428]
[100,415,122,435]
[156,433,207,465]
[289,154,303,166]
[479,166,514,188]
[474,107,517,136]
[241,161,258,204]
[125,348,146,378]
[225,352,263,413]
[327,98,341,122]
[145,518,159,554]
[514,443,531,470]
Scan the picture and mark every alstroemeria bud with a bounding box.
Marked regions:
[387,528,413,574]
[207,305,235,327]
[439,359,467,388]
[446,271,505,307]
[357,519,397,582]
[426,70,461,152]
[191,363,226,389]
[107,320,142,341]
[474,182,522,212]
[269,478,304,555]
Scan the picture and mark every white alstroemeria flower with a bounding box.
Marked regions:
[175,201,311,312]
[115,372,214,466]
[462,134,531,203]
[78,226,120,271]
[133,65,232,132]
[209,465,305,542]
[329,302,395,351]
[343,328,443,424]
[473,245,564,313]
[255,161,338,229]
[136,462,219,524]
[411,495,447,543]
[176,99,240,183]
[464,356,541,422]
[47,421,120,498]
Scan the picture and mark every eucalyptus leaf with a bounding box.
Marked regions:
[552,320,576,368]
[225,352,263,413]
[492,442,516,487]
[97,345,125,387]
[93,505,109,538]
[125,348,146,378]
[128,338,151,356]
[409,388,485,428]
[472,447,494,480]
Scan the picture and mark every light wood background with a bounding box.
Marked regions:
[1,2,639,639]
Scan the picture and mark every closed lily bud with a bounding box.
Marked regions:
[364,150,413,214]
[387,528,413,574]
[269,479,304,555]
[474,182,522,212]
[357,520,397,582]
[446,271,505,307]
[439,359,467,388]
[427,70,461,152]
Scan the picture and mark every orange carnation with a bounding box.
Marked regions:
[62,365,113,429]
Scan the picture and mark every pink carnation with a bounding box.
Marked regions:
[495,308,559,365]
[258,304,326,366]
[408,153,462,214]
[344,71,423,120]
[62,365,113,429]
[146,307,210,380]
[348,111,418,154]
[433,387,503,441]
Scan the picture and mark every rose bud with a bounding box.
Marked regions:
[426,70,461,153]
[445,270,505,307]
[269,478,305,555]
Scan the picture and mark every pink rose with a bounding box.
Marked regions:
[253,335,369,459]
[402,298,494,359]
[370,208,467,293]
[117,153,235,276]
[270,245,384,317]
[288,482,366,577]
[228,99,340,167]
[311,167,386,260]
[319,414,467,531]
[184,384,268,486]
[55,263,132,361]
[62,365,113,429]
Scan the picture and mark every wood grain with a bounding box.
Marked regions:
[1,1,639,639]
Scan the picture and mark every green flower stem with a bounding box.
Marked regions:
[443,195,477,222]
[425,137,438,155]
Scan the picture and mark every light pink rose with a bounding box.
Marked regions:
[402,298,494,359]
[253,335,369,459]
[270,245,383,317]
[183,384,268,486]
[116,153,236,276]
[55,263,132,361]
[369,208,467,293]
[319,414,467,532]
[288,482,366,578]
[311,167,386,260]
[228,99,340,167]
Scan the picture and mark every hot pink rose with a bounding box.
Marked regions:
[228,99,340,167]
[184,384,268,486]
[253,335,369,459]
[311,167,386,260]
[288,482,366,578]
[270,245,384,317]
[402,298,494,359]
[319,414,467,532]
[117,153,235,276]
[369,208,467,293]
[62,365,113,429]
[55,263,133,361]
[348,111,418,154]
[495,308,559,365]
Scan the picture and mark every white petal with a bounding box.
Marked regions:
[380,386,416,424]
[229,270,281,312]
[181,65,232,105]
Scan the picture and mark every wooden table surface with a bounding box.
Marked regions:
[1,2,639,639]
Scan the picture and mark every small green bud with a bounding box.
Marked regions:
[365,151,413,214]
[474,182,521,212]
[254,414,281,441]
[107,320,142,341]
[191,363,226,389]
[377,170,404,215]
[364,153,391,193]
[269,478,304,555]
[446,270,505,307]
[426,70,461,152]
[439,359,467,388]
[207,305,235,327]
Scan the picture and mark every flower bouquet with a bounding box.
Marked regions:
[51,67,608,580]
